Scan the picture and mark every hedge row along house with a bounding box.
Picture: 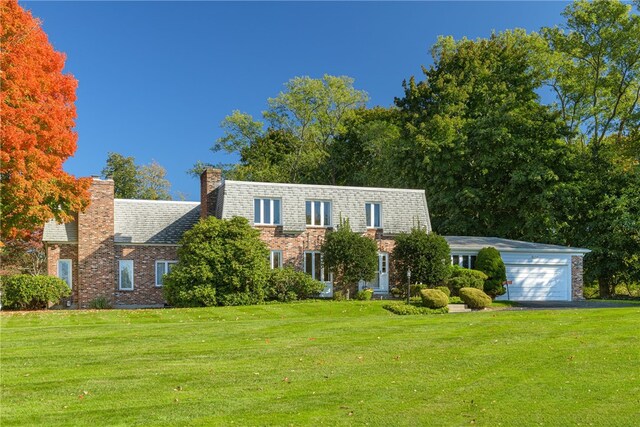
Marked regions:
[43,169,589,308]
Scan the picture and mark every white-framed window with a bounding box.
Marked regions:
[304,251,330,282]
[365,202,382,228]
[119,260,134,290]
[270,250,283,269]
[451,255,477,269]
[305,200,331,227]
[254,198,281,225]
[57,259,72,288]
[155,260,178,287]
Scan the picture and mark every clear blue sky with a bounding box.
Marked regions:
[23,1,568,200]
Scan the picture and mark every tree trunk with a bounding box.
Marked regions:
[598,277,612,299]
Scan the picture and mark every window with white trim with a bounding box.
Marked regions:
[304,251,329,282]
[155,260,177,286]
[451,255,477,269]
[119,260,134,290]
[305,200,331,227]
[254,198,281,225]
[270,250,283,269]
[365,202,381,228]
[57,259,72,288]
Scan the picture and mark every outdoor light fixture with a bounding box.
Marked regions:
[406,268,411,304]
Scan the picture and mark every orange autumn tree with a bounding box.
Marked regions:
[0,0,90,239]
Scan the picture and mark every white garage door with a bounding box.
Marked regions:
[501,264,570,301]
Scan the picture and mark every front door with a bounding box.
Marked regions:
[377,252,389,292]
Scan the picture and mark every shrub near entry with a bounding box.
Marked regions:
[459,287,492,309]
[420,288,449,309]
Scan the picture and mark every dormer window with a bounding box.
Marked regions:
[365,202,381,228]
[306,201,331,227]
[254,198,281,225]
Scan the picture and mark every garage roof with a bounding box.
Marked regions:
[445,236,590,254]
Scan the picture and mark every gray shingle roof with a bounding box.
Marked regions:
[43,200,200,245]
[445,236,590,254]
[42,217,78,242]
[220,180,431,234]
[113,199,200,244]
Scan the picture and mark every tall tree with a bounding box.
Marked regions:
[0,0,90,239]
[101,153,139,199]
[541,0,640,149]
[395,31,575,242]
[101,153,171,200]
[137,160,171,200]
[199,75,368,184]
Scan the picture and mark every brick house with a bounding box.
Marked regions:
[43,168,588,308]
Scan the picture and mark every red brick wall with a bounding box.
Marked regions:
[77,179,115,308]
[114,245,178,306]
[257,226,398,287]
[46,243,79,306]
[200,168,222,219]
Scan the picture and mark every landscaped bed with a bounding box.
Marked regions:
[2,301,639,425]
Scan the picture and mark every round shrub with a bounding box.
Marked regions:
[445,265,487,295]
[459,287,492,309]
[163,216,270,307]
[476,247,507,298]
[266,267,325,302]
[356,288,374,300]
[0,275,70,310]
[420,288,449,309]
[435,286,451,297]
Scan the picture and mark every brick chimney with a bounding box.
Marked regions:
[77,178,115,308]
[200,168,223,219]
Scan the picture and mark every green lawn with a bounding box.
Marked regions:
[2,301,639,426]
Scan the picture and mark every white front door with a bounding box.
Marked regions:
[360,252,389,292]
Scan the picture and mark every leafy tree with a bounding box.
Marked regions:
[137,160,171,200]
[541,0,640,149]
[198,75,368,184]
[102,153,140,199]
[395,30,576,243]
[101,153,171,200]
[321,218,378,296]
[475,247,507,298]
[392,229,451,286]
[163,216,270,307]
[0,0,90,239]
[0,229,46,276]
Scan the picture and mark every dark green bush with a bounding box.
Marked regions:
[445,265,487,295]
[163,216,270,307]
[459,287,492,309]
[88,295,112,309]
[476,247,507,298]
[420,289,449,309]
[435,286,451,297]
[356,288,374,301]
[383,303,448,315]
[0,275,71,310]
[392,229,451,286]
[266,267,325,302]
[449,296,464,304]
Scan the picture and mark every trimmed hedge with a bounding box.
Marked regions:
[445,265,487,295]
[435,286,451,297]
[0,275,71,310]
[459,287,492,309]
[420,289,449,309]
[476,247,507,298]
[266,267,325,302]
[383,303,449,315]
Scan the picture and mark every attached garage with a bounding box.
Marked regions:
[445,236,590,302]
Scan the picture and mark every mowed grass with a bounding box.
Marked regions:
[2,302,639,426]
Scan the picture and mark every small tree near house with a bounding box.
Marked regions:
[321,218,378,297]
[392,228,451,286]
